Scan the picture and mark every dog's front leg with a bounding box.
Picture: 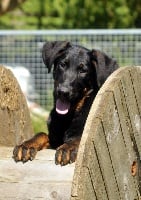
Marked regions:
[13,132,50,163]
[55,109,88,165]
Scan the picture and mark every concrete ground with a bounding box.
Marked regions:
[0,147,75,200]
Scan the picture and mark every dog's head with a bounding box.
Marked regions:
[42,41,118,114]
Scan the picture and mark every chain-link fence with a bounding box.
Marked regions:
[0,29,141,111]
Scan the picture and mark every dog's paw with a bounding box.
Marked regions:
[13,132,49,163]
[13,144,37,163]
[55,141,79,166]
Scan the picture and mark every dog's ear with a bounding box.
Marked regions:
[90,49,118,87]
[42,41,71,73]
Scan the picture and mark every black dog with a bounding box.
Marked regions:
[13,41,118,166]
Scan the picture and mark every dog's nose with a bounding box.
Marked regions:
[58,86,70,99]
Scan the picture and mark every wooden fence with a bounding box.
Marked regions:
[71,66,141,200]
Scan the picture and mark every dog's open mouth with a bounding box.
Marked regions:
[56,99,71,115]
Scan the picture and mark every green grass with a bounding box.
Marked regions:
[31,113,48,134]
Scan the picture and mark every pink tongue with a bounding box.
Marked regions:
[56,99,70,115]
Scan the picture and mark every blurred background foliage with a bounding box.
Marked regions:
[0,0,141,29]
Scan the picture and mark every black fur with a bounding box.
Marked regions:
[42,41,118,149]
[13,41,118,166]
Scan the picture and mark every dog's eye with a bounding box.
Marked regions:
[78,64,88,74]
[58,62,66,69]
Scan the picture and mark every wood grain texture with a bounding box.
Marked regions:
[71,66,141,200]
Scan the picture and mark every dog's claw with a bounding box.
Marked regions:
[13,132,49,163]
[13,144,37,163]
[55,142,79,166]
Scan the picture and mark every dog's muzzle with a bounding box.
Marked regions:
[57,86,70,100]
[56,85,72,115]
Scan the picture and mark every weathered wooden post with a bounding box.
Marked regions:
[71,66,141,200]
[0,65,33,146]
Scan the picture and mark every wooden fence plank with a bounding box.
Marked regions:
[71,166,96,200]
[129,66,141,115]
[89,137,109,200]
[102,92,138,199]
[120,69,141,156]
[114,83,139,196]
[92,118,121,200]
[71,66,141,200]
